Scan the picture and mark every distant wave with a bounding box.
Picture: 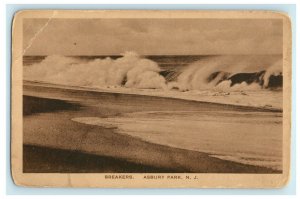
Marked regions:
[24,52,282,92]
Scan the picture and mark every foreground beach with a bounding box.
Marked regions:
[23,81,282,173]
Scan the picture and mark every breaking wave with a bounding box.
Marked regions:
[24,52,282,92]
[24,52,167,89]
[165,55,282,91]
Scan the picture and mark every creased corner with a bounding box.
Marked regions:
[22,11,58,56]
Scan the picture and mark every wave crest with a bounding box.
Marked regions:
[24,52,167,89]
[24,52,282,92]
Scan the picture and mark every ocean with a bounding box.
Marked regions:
[22,54,284,171]
[23,53,283,89]
[23,53,283,109]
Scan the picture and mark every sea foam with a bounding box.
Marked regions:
[24,52,283,92]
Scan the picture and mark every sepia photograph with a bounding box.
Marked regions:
[11,10,291,188]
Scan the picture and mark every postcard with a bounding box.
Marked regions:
[11,10,291,188]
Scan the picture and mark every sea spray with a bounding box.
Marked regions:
[24,52,282,91]
[168,55,283,91]
[263,60,282,88]
[24,52,167,89]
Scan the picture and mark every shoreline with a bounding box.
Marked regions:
[23,85,282,173]
[23,80,282,112]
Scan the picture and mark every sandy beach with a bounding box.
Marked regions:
[23,81,282,173]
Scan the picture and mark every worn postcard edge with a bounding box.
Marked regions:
[11,10,292,188]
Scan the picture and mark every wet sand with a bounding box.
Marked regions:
[23,82,281,173]
[23,145,176,173]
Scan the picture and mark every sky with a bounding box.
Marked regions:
[23,18,283,56]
